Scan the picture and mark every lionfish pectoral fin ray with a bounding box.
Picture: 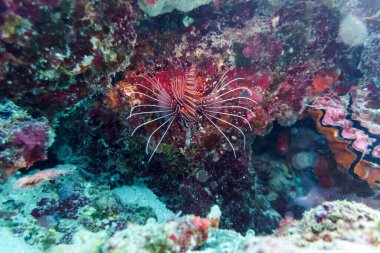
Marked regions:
[138,75,171,99]
[145,115,175,155]
[147,73,161,87]
[140,76,170,104]
[216,77,245,93]
[204,109,252,131]
[203,114,237,158]
[129,91,171,106]
[138,75,161,91]
[147,115,177,162]
[204,97,258,106]
[128,110,173,119]
[134,84,172,104]
[215,69,231,89]
[129,104,172,116]
[131,111,176,136]
[204,112,246,149]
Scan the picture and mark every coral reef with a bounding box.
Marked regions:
[0,0,137,116]
[0,100,54,182]
[51,205,219,253]
[138,0,213,17]
[361,34,380,88]
[0,165,158,250]
[113,183,175,223]
[281,200,380,250]
[49,200,380,253]
[1,0,380,252]
[38,0,378,235]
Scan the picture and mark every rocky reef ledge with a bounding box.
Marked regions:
[50,200,380,253]
[1,163,380,253]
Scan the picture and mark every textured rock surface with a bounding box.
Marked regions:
[284,200,380,247]
[0,100,54,182]
[52,213,213,253]
[49,201,380,253]
[138,0,213,17]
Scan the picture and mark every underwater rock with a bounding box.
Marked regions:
[51,206,219,253]
[242,236,303,253]
[49,200,380,253]
[103,216,210,252]
[360,34,380,88]
[241,236,379,253]
[49,230,107,253]
[0,0,137,116]
[137,0,213,17]
[113,183,175,223]
[0,165,161,249]
[242,32,284,68]
[282,200,380,249]
[197,228,246,253]
[0,228,42,253]
[0,100,54,182]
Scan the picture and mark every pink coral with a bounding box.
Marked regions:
[372,145,380,158]
[146,0,156,4]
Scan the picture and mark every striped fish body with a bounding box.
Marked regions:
[171,65,199,123]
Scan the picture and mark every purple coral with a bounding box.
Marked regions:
[32,194,90,220]
[242,33,283,67]
[0,100,53,181]
[12,123,51,167]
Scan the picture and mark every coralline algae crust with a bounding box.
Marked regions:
[138,0,213,17]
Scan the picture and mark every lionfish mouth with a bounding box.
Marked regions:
[127,65,257,162]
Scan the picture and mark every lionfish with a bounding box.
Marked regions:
[127,65,257,162]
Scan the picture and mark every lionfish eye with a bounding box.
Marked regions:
[242,90,250,98]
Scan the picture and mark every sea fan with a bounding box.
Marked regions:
[128,66,257,162]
